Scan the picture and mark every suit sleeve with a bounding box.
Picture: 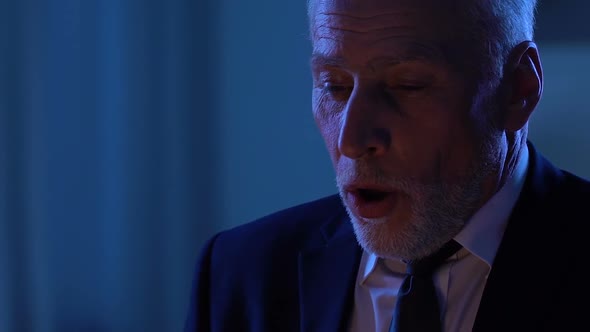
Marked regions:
[183,233,220,332]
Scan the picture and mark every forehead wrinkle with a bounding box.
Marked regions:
[313,22,367,35]
[312,21,420,47]
[313,12,417,34]
[368,41,446,61]
[316,24,410,35]
[318,10,415,20]
[312,40,446,64]
[310,52,443,73]
[312,0,431,17]
[310,1,458,70]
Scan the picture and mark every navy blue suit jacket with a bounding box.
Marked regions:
[184,143,590,332]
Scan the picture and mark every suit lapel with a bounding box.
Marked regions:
[473,143,566,332]
[298,212,362,332]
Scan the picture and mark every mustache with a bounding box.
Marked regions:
[335,161,410,188]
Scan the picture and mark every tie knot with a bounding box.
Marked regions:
[405,240,462,276]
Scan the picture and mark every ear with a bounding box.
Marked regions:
[502,41,543,132]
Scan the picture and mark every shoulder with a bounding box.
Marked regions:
[207,193,347,261]
[559,169,590,195]
[526,142,590,212]
[546,167,590,215]
[552,169,590,238]
[533,161,590,261]
[196,193,349,302]
[185,194,350,330]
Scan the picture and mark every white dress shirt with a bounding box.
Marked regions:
[349,145,529,332]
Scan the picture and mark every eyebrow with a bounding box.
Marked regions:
[310,44,446,69]
[310,54,346,67]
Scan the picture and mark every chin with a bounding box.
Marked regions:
[357,215,390,225]
[345,203,464,260]
[345,207,420,260]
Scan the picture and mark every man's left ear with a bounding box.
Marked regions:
[502,41,543,132]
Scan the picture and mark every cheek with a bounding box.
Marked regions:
[314,112,340,162]
[312,95,343,163]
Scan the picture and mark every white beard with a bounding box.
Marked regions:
[337,134,501,261]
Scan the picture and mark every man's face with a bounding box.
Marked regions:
[309,0,505,260]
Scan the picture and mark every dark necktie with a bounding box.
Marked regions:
[389,240,463,332]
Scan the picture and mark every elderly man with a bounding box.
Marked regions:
[184,0,590,331]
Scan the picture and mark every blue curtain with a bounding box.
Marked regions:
[1,0,330,331]
[1,0,219,331]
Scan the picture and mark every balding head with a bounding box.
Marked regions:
[308,0,539,89]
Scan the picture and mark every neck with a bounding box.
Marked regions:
[500,128,527,187]
[478,127,527,210]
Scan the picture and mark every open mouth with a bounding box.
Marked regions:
[356,188,390,202]
[344,185,398,219]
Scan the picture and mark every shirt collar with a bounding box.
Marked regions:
[359,250,380,284]
[359,144,530,283]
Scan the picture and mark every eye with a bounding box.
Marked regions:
[320,82,353,100]
[313,69,353,98]
[323,82,352,94]
[385,67,434,94]
[397,84,425,91]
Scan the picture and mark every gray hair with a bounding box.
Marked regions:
[465,0,539,89]
[307,0,539,89]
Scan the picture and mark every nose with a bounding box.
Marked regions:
[338,86,391,159]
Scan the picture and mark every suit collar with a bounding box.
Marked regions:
[298,208,362,332]
[473,142,566,332]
